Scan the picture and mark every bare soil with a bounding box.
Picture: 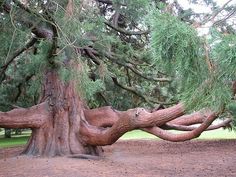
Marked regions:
[0,139,236,177]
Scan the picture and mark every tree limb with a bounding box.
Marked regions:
[142,113,217,142]
[168,111,210,125]
[0,37,38,81]
[105,21,150,36]
[165,118,232,131]
[0,102,50,129]
[3,0,54,39]
[80,103,184,145]
[200,0,233,26]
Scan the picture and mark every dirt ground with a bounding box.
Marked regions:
[0,139,236,177]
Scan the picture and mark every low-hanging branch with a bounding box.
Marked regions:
[164,118,232,131]
[82,105,231,145]
[80,103,185,145]
[142,113,217,142]
[81,103,232,145]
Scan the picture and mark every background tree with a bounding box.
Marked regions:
[0,0,235,157]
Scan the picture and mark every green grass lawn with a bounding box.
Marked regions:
[0,131,31,148]
[0,129,235,148]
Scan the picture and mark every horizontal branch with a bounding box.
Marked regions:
[168,111,211,125]
[0,102,50,129]
[105,21,149,36]
[85,106,225,133]
[142,113,217,142]
[81,103,184,145]
[165,118,232,131]
[82,104,230,145]
[96,0,126,6]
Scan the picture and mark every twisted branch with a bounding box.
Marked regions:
[82,104,231,145]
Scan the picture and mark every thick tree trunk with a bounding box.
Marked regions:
[4,128,11,138]
[22,70,101,156]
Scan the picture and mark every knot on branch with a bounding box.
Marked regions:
[135,108,145,117]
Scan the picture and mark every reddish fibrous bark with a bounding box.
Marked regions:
[0,70,232,157]
[0,102,49,129]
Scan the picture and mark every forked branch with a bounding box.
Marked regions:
[142,113,217,142]
[80,103,184,145]
[82,104,229,145]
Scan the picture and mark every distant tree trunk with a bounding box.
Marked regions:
[4,128,11,138]
[14,129,22,135]
[233,81,236,99]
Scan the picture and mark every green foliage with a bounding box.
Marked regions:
[181,77,232,112]
[148,10,234,112]
[211,31,236,80]
[77,78,104,104]
[150,12,202,75]
[0,39,49,110]
[227,103,236,130]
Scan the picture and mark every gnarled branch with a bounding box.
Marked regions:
[80,103,184,145]
[82,104,227,145]
[142,113,217,142]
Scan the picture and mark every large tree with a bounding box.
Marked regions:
[0,0,235,156]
